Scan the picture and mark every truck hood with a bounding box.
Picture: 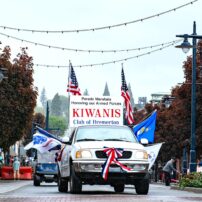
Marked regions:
[74,141,145,150]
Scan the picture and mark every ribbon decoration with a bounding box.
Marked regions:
[101,147,132,180]
[56,146,65,162]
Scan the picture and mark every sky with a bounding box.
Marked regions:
[0,0,202,105]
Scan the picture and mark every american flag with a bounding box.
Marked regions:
[67,62,81,95]
[121,67,135,125]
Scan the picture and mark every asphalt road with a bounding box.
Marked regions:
[0,181,202,202]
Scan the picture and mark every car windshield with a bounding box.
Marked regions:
[75,126,137,143]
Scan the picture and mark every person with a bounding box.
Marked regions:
[162,157,180,186]
[12,156,20,180]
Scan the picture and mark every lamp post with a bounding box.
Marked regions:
[0,66,8,83]
[176,21,202,172]
[0,67,6,83]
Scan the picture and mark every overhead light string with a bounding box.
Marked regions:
[34,41,177,68]
[0,0,198,34]
[0,31,182,53]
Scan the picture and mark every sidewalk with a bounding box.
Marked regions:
[151,180,202,193]
[0,180,32,194]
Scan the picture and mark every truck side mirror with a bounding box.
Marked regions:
[62,136,70,144]
[140,138,149,145]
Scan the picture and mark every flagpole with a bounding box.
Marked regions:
[121,63,126,125]
[68,60,71,134]
[68,60,71,97]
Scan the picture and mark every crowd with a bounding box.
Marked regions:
[0,153,35,180]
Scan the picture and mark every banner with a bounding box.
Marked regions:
[144,143,163,170]
[69,96,123,127]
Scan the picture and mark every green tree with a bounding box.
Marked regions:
[49,116,68,136]
[0,46,37,152]
[40,87,47,111]
[51,93,62,116]
[83,89,89,96]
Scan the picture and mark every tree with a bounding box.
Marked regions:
[154,40,202,162]
[40,87,47,111]
[83,89,89,96]
[0,46,37,152]
[50,93,62,116]
[60,95,69,120]
[49,116,67,137]
[23,113,45,146]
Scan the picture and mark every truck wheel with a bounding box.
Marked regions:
[135,179,149,195]
[58,172,68,192]
[33,175,41,186]
[114,184,124,193]
[69,165,82,193]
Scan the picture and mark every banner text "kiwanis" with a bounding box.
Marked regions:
[73,108,121,118]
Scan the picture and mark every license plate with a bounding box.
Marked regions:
[44,175,54,178]
[109,167,121,172]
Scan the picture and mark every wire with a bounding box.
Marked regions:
[0,31,182,53]
[0,0,198,34]
[34,42,178,68]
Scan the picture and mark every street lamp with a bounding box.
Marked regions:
[176,21,202,172]
[0,69,4,82]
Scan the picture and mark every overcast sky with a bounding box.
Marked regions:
[0,0,201,104]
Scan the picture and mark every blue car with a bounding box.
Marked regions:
[33,162,58,186]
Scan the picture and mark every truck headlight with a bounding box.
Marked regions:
[76,150,92,158]
[135,151,148,159]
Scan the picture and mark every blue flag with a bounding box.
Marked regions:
[36,126,62,142]
[133,110,157,143]
[24,127,62,153]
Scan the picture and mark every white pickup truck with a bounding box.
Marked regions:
[57,125,149,194]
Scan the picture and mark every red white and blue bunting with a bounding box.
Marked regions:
[101,147,132,180]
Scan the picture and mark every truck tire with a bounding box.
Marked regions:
[135,179,149,195]
[114,184,124,193]
[33,174,41,186]
[69,165,82,193]
[58,172,68,192]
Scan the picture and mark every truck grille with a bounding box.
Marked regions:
[95,151,132,159]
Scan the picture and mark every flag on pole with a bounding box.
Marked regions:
[121,66,135,125]
[144,143,163,169]
[24,127,62,153]
[67,62,81,95]
[133,110,157,143]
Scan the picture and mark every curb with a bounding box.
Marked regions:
[171,185,202,193]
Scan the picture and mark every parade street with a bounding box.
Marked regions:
[0,181,202,202]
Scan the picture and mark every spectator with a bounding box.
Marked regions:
[12,156,20,180]
[163,157,180,186]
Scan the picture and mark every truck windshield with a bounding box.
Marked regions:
[75,126,137,143]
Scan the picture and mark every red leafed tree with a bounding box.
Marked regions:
[0,46,38,152]
[155,40,202,162]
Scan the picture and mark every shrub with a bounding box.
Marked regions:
[179,172,202,188]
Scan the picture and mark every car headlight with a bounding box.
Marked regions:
[76,150,92,158]
[135,151,148,159]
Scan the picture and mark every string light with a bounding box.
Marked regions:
[0,0,197,34]
[34,42,178,68]
[0,31,181,53]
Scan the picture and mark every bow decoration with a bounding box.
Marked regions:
[101,147,132,180]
